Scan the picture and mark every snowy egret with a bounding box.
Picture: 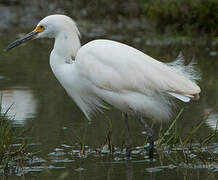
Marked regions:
[5,14,201,159]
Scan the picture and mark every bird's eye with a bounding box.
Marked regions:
[39,25,45,31]
[33,25,45,33]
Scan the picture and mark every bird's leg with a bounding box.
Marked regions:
[136,115,154,160]
[122,113,132,157]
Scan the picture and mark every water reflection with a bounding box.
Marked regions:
[0,86,37,125]
[125,162,133,180]
[0,29,218,179]
[205,107,218,130]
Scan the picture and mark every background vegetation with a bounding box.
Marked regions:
[0,0,217,36]
[144,0,218,35]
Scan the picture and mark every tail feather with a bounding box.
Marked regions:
[168,92,192,102]
[166,53,201,102]
[167,52,201,82]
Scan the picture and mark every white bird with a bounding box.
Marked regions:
[5,14,201,159]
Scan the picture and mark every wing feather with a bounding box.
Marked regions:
[75,40,200,100]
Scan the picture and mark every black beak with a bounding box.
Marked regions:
[4,31,39,51]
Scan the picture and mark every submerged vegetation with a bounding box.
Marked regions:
[65,108,217,166]
[0,99,217,177]
[157,108,217,146]
[156,108,217,165]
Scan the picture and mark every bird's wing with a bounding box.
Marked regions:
[75,40,200,101]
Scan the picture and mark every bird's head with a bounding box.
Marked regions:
[4,14,80,51]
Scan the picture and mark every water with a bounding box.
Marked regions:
[0,27,217,179]
[0,87,37,125]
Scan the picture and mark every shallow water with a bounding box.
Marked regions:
[0,26,218,179]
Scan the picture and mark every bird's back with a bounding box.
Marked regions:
[74,39,200,120]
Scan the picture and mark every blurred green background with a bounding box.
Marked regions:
[0,0,218,36]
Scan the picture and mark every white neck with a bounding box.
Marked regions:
[50,29,81,83]
[53,30,81,61]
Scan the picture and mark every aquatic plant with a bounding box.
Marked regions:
[156,107,217,165]
[158,107,217,146]
[67,106,217,165]
[0,98,33,174]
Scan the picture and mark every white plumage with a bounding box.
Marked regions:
[5,14,201,122]
[73,39,201,120]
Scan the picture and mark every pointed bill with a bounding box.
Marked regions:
[4,31,39,51]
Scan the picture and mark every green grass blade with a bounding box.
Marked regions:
[158,108,184,145]
[183,119,205,145]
